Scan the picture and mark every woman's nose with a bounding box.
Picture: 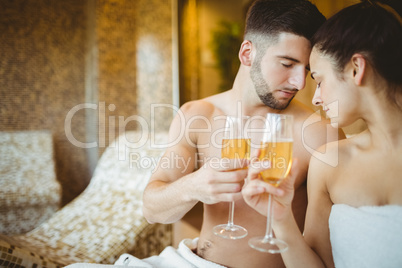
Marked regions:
[312,87,322,106]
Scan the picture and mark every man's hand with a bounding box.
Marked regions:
[193,158,249,205]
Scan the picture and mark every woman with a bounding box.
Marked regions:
[242,1,402,267]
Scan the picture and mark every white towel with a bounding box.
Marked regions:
[329,204,402,268]
[114,238,226,268]
[65,238,226,268]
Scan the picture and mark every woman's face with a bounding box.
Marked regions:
[310,48,358,128]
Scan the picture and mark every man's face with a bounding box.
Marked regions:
[250,32,312,110]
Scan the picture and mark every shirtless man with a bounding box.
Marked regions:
[142,0,341,267]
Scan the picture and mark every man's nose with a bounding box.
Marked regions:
[288,70,306,90]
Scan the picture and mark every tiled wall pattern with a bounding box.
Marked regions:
[0,0,174,206]
[97,0,138,155]
[0,0,89,205]
[134,0,175,134]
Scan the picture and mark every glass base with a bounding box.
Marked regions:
[213,224,248,240]
[248,236,288,253]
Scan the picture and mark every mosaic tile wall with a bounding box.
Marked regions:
[0,0,90,206]
[97,0,174,145]
[0,0,175,209]
[134,0,175,134]
[97,0,137,154]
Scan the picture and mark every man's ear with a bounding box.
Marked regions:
[239,40,253,66]
[351,53,366,86]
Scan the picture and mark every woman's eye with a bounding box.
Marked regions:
[281,63,292,68]
[317,82,321,88]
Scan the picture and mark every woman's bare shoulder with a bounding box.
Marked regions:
[309,135,357,177]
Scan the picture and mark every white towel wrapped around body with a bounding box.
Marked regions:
[329,204,402,268]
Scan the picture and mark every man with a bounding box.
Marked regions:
[142,0,341,267]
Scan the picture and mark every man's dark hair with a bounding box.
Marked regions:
[244,0,326,48]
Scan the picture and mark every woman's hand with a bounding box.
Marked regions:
[242,158,299,222]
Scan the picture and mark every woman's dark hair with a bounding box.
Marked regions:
[244,0,326,46]
[312,0,402,88]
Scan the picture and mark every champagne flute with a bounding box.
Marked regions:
[212,115,250,239]
[248,113,293,253]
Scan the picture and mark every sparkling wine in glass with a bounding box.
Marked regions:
[213,115,250,239]
[248,113,293,253]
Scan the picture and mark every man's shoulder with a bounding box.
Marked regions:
[179,93,228,119]
[169,99,223,137]
[179,99,218,117]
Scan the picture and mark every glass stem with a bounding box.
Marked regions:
[264,193,274,241]
[227,201,235,227]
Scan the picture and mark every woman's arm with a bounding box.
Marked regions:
[243,148,336,267]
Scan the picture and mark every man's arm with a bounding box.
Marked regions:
[142,102,248,224]
[142,104,199,224]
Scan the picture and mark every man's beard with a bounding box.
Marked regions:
[250,60,294,110]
